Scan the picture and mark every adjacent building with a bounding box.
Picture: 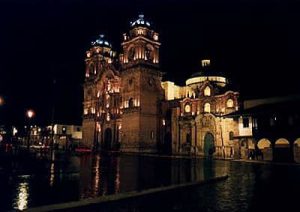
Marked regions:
[227,96,300,162]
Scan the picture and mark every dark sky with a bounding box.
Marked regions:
[0,0,296,126]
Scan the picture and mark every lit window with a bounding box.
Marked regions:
[150,131,154,139]
[201,59,211,67]
[226,99,234,108]
[184,104,191,113]
[84,108,88,115]
[204,103,211,113]
[253,118,258,129]
[204,86,211,96]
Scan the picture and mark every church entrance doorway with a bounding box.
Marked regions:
[204,132,215,157]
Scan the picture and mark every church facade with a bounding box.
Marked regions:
[82,15,241,158]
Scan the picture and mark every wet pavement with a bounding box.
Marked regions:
[0,151,300,211]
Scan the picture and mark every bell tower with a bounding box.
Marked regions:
[120,14,163,152]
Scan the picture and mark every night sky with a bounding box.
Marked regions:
[0,0,296,126]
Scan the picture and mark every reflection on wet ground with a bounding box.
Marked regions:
[0,152,300,211]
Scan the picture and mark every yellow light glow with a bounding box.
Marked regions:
[204,86,211,96]
[201,59,211,67]
[184,104,191,113]
[50,162,55,186]
[226,99,234,108]
[0,96,4,105]
[27,110,34,118]
[204,103,211,113]
[15,182,29,211]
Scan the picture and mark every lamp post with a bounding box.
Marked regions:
[26,109,35,151]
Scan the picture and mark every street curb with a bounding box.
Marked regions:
[26,175,228,212]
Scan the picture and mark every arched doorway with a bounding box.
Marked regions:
[294,138,300,163]
[204,133,215,157]
[274,138,292,162]
[103,128,112,150]
[257,138,272,161]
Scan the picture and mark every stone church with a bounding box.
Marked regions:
[82,15,240,158]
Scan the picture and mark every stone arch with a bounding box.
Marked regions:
[275,138,290,147]
[126,43,136,61]
[294,138,300,163]
[145,44,154,61]
[200,114,216,129]
[294,138,300,147]
[274,138,292,162]
[239,138,249,159]
[257,138,271,149]
[204,132,215,157]
[257,138,273,161]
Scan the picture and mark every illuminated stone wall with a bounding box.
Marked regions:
[82,15,242,156]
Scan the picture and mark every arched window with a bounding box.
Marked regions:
[204,103,211,113]
[229,131,234,140]
[204,86,211,96]
[226,99,234,108]
[129,98,134,108]
[184,103,191,113]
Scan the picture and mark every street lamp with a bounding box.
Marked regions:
[0,96,4,106]
[26,109,35,150]
[27,110,34,119]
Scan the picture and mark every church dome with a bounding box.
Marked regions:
[186,59,227,87]
[130,14,151,28]
[91,34,112,48]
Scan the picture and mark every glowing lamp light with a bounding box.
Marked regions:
[0,96,3,105]
[27,110,35,119]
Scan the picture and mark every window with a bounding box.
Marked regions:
[253,118,258,129]
[204,103,211,113]
[204,86,211,96]
[243,118,249,128]
[229,131,234,140]
[150,131,154,139]
[226,99,234,108]
[184,104,191,113]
